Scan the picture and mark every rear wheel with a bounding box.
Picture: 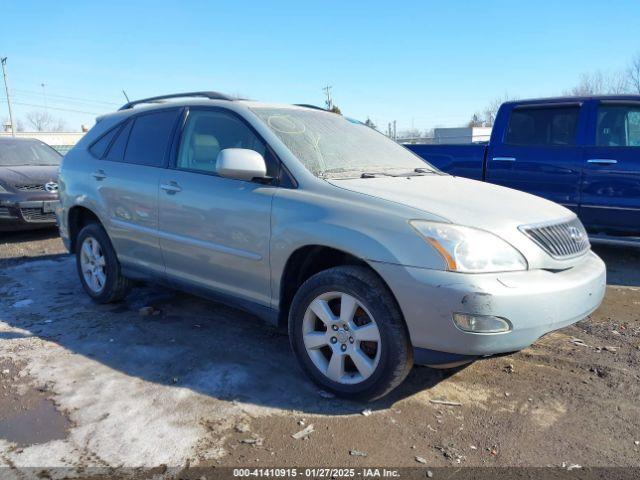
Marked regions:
[289,266,413,401]
[75,222,131,303]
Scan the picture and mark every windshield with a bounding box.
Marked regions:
[251,107,436,178]
[0,140,62,166]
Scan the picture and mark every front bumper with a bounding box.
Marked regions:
[372,251,606,361]
[0,199,59,230]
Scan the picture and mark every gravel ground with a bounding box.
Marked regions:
[0,229,639,472]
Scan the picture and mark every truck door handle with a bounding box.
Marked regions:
[587,159,618,165]
[492,157,516,162]
[91,169,107,180]
[160,182,182,194]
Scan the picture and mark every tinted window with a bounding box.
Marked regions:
[597,104,640,147]
[89,125,120,159]
[177,109,269,175]
[123,109,180,167]
[0,140,61,166]
[505,106,580,146]
[105,120,133,163]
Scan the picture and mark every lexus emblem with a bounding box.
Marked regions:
[568,226,583,242]
[44,182,59,193]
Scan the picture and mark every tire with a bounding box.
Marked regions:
[75,222,131,303]
[289,265,413,401]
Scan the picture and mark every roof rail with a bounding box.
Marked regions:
[118,91,234,110]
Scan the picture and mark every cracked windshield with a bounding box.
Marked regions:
[251,107,436,178]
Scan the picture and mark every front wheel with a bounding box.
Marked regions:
[289,266,413,401]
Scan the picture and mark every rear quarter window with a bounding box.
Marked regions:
[89,125,121,159]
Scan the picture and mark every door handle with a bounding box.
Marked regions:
[91,169,107,180]
[587,159,618,165]
[492,157,516,162]
[160,182,182,194]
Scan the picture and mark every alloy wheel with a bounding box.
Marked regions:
[302,291,382,384]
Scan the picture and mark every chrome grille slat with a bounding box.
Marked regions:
[20,208,56,223]
[15,184,46,192]
[520,218,589,259]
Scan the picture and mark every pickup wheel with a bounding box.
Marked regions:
[289,266,413,401]
[75,222,131,303]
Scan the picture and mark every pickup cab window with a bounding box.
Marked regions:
[505,106,580,146]
[596,104,640,147]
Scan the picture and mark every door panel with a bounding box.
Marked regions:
[90,111,182,275]
[580,102,640,235]
[158,107,277,306]
[486,104,584,213]
[158,171,275,305]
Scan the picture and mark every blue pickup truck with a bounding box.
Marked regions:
[406,96,640,245]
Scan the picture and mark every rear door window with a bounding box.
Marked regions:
[121,109,180,167]
[505,106,580,146]
[596,104,640,147]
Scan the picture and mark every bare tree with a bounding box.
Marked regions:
[25,111,67,132]
[483,95,517,127]
[467,113,484,128]
[364,117,378,130]
[467,95,517,128]
[566,70,629,96]
[627,53,640,94]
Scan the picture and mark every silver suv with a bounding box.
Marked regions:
[58,92,606,400]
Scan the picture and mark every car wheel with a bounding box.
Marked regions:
[75,222,131,303]
[289,265,413,401]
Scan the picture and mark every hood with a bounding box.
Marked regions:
[327,174,583,269]
[0,165,59,188]
[328,174,573,230]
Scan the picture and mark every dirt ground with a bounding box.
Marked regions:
[0,228,639,472]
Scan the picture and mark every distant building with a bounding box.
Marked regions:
[398,126,492,145]
[432,127,491,144]
[1,125,86,154]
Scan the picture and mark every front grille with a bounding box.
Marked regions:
[20,208,56,223]
[15,184,46,192]
[520,217,590,259]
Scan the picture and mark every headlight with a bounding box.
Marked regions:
[0,184,9,194]
[410,220,528,273]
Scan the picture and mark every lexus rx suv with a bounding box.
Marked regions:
[57,92,606,400]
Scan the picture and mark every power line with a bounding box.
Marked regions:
[11,88,120,106]
[0,99,100,115]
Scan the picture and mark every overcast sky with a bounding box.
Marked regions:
[1,0,639,132]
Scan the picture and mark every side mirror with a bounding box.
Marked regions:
[216,148,268,182]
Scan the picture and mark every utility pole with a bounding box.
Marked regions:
[1,57,16,137]
[322,85,333,110]
[41,83,48,112]
[393,120,397,141]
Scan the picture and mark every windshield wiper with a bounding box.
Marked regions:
[360,172,401,178]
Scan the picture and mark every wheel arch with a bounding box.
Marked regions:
[277,244,401,328]
[67,205,104,253]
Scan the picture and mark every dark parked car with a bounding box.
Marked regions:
[407,96,640,246]
[0,137,61,231]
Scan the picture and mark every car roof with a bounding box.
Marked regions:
[97,94,329,123]
[0,136,47,145]
[502,94,640,106]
